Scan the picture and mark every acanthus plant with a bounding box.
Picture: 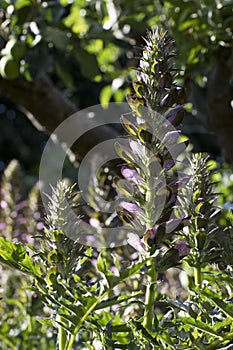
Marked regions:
[0,28,233,350]
[114,28,192,331]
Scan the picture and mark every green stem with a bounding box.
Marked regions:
[27,314,33,333]
[194,265,202,286]
[66,290,110,350]
[57,315,67,350]
[143,259,157,332]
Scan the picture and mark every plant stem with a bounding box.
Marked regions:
[194,265,202,286]
[143,259,157,332]
[66,259,148,349]
[66,290,110,350]
[57,315,67,350]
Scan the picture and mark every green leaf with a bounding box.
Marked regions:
[14,0,31,10]
[201,288,233,320]
[94,292,143,311]
[46,266,58,286]
[120,260,148,281]
[193,188,202,202]
[43,27,69,50]
[111,324,131,333]
[180,317,222,338]
[75,48,99,79]
[214,317,233,332]
[20,251,41,276]
[0,238,41,277]
[106,275,121,288]
[57,311,81,328]
[55,61,74,89]
[100,85,112,106]
[97,253,107,274]
[179,19,200,31]
[37,318,53,326]
[130,319,158,344]
[195,202,204,214]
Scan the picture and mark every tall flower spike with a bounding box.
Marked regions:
[115,28,190,253]
[128,28,184,114]
[184,154,224,270]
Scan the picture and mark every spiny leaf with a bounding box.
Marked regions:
[94,292,143,311]
[201,288,233,320]
[0,237,41,277]
[179,317,222,338]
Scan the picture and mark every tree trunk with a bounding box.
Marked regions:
[206,46,233,166]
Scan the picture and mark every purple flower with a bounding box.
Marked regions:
[0,223,6,230]
[117,201,145,226]
[169,141,188,159]
[127,232,147,254]
[129,139,146,160]
[121,166,143,184]
[37,222,44,230]
[165,105,184,127]
[168,176,190,188]
[0,200,7,209]
[164,159,175,170]
[120,201,143,215]
[175,240,190,257]
[166,218,190,233]
[162,130,181,147]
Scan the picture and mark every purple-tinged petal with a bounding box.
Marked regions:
[110,266,119,276]
[120,201,143,215]
[127,232,147,254]
[169,141,188,158]
[37,222,44,230]
[168,176,191,188]
[165,105,184,127]
[129,139,147,160]
[164,159,175,170]
[0,200,7,209]
[166,217,190,233]
[167,194,176,205]
[175,240,190,257]
[0,223,6,230]
[162,131,181,147]
[121,166,143,184]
